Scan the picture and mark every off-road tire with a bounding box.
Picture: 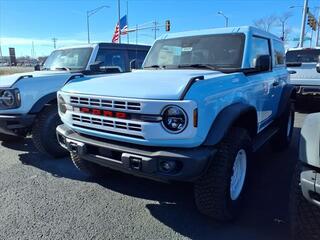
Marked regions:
[70,151,107,177]
[0,133,23,142]
[290,164,320,240]
[271,102,295,151]
[194,128,251,221]
[32,104,68,158]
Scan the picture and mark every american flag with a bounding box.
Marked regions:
[112,15,128,43]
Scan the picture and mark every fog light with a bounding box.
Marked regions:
[160,160,177,173]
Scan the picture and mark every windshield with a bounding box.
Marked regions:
[143,34,245,69]
[43,47,93,70]
[286,49,320,63]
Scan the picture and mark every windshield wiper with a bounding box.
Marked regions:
[54,67,71,71]
[177,64,218,71]
[144,65,166,69]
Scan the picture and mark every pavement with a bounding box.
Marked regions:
[0,111,312,240]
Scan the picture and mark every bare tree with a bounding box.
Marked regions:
[278,12,293,41]
[253,15,278,32]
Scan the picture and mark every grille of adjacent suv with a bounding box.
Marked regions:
[70,96,141,111]
[72,114,142,132]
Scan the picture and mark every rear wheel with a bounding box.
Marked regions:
[32,104,68,158]
[194,128,251,221]
[271,102,294,151]
[290,164,320,240]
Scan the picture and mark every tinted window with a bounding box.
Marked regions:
[249,37,270,68]
[95,49,127,72]
[144,34,245,68]
[286,49,320,63]
[128,50,149,68]
[43,47,93,70]
[273,40,285,66]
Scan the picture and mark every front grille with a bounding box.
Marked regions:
[72,114,142,132]
[70,96,141,111]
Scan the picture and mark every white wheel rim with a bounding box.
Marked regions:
[287,111,293,138]
[230,149,247,201]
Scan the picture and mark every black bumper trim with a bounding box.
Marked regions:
[295,85,320,96]
[0,114,35,136]
[56,124,215,182]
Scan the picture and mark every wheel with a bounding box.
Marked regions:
[194,128,251,221]
[70,151,106,176]
[271,101,294,151]
[32,104,68,158]
[0,133,23,142]
[290,164,320,240]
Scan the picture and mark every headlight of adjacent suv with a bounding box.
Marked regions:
[0,89,21,109]
[161,105,188,133]
[58,94,67,114]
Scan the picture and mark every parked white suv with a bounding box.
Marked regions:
[0,43,150,157]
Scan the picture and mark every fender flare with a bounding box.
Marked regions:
[29,92,57,114]
[275,84,296,119]
[203,103,257,146]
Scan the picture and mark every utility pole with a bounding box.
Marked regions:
[52,38,57,49]
[118,0,121,44]
[127,0,129,44]
[299,0,309,47]
[153,20,159,40]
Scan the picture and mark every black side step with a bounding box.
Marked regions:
[252,125,279,152]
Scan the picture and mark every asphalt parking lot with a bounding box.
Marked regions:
[0,111,312,240]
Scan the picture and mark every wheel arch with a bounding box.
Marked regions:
[203,103,258,146]
[28,92,57,114]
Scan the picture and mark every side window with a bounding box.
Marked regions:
[128,50,149,69]
[273,40,285,66]
[95,49,127,72]
[249,37,270,68]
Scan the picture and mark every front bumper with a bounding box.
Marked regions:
[0,114,35,136]
[295,85,320,96]
[301,165,320,207]
[56,124,216,182]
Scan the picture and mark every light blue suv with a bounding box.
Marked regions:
[56,26,295,221]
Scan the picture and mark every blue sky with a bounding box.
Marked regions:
[0,0,319,57]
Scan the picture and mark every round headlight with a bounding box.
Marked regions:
[2,90,15,107]
[161,105,188,133]
[58,95,67,114]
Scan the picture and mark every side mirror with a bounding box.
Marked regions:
[255,55,271,72]
[130,59,137,71]
[34,64,41,71]
[288,70,297,75]
[89,61,103,72]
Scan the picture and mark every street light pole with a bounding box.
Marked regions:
[118,0,121,44]
[218,11,229,27]
[299,0,309,47]
[86,5,110,44]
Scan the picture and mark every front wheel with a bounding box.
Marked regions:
[32,105,68,158]
[194,128,251,221]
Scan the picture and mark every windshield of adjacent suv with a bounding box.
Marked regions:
[143,34,245,69]
[43,47,93,71]
[286,49,320,63]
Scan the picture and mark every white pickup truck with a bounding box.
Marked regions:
[0,43,150,157]
[286,48,320,105]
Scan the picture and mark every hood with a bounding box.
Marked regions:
[0,70,73,88]
[288,63,320,85]
[62,69,223,100]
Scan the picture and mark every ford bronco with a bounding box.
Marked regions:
[0,43,150,157]
[290,113,320,240]
[286,48,320,106]
[56,26,295,220]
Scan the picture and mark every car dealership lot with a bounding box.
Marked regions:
[0,112,310,240]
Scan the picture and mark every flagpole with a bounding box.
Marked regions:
[118,0,121,44]
[127,0,129,44]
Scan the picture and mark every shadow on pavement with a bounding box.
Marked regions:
[7,125,302,240]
